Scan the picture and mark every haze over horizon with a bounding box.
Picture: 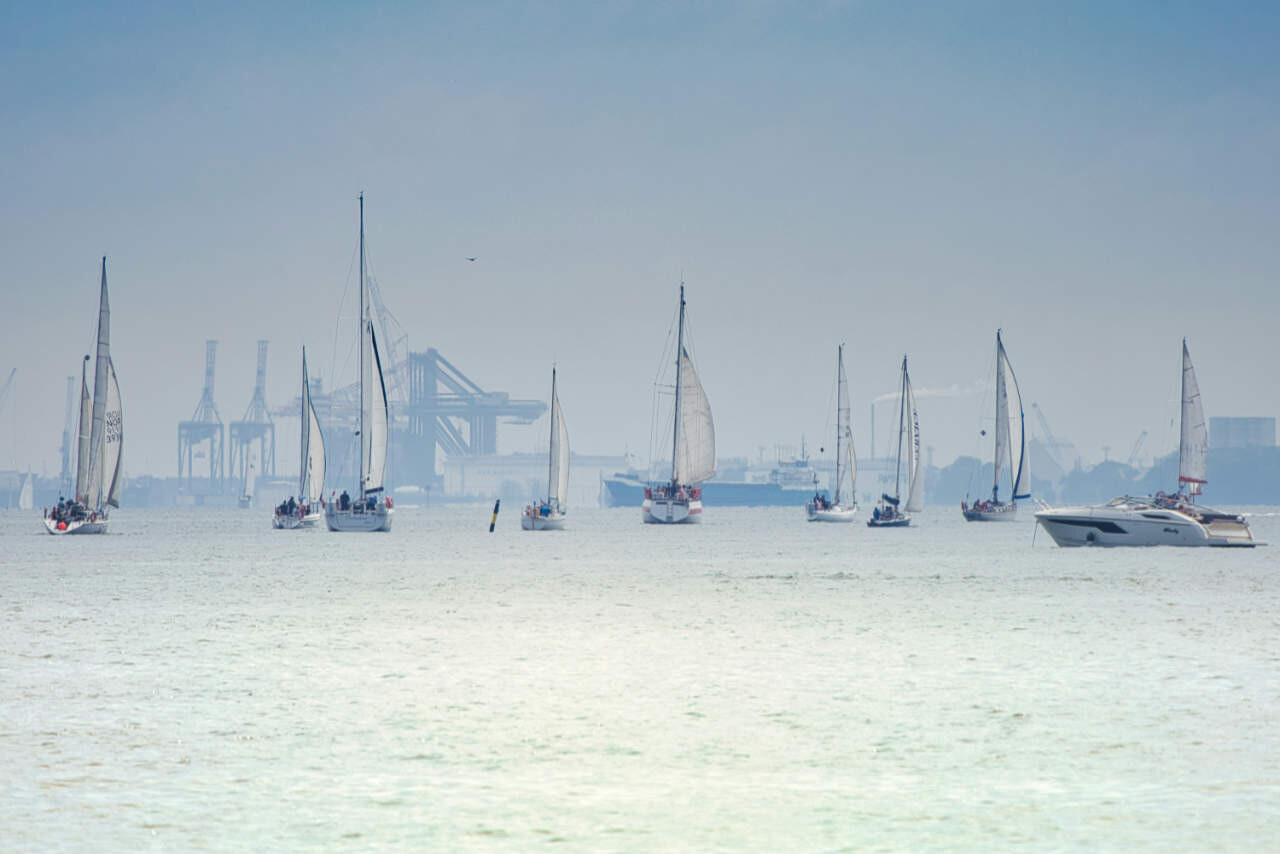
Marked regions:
[3,2,1277,481]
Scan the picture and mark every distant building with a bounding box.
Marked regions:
[1209,417,1276,449]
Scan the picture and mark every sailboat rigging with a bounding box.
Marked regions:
[523,366,570,530]
[275,347,326,529]
[868,355,921,528]
[806,344,858,522]
[962,330,1030,521]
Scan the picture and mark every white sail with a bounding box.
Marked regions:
[300,349,326,503]
[102,358,123,508]
[904,365,925,513]
[18,474,33,511]
[1178,339,1207,495]
[1001,336,1030,500]
[85,260,111,510]
[835,346,851,502]
[363,322,389,494]
[993,337,1011,495]
[547,369,570,508]
[674,347,716,485]
[74,364,90,502]
[845,426,857,503]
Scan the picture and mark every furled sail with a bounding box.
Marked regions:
[300,349,325,503]
[85,260,111,510]
[1178,339,1207,495]
[835,345,851,503]
[904,365,925,514]
[362,322,389,494]
[102,358,123,508]
[674,347,716,485]
[547,369,570,508]
[74,364,90,502]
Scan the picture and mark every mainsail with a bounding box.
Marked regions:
[74,359,90,502]
[85,260,111,509]
[993,331,1030,501]
[1178,339,1207,495]
[18,474,33,511]
[299,348,326,503]
[547,368,570,508]
[674,347,716,485]
[904,362,924,513]
[363,323,389,495]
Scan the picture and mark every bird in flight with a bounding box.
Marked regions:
[466,257,477,262]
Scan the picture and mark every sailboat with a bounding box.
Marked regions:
[274,347,326,529]
[868,355,922,528]
[325,194,393,533]
[18,473,34,511]
[44,258,123,535]
[642,285,715,524]
[962,330,1030,521]
[806,344,857,522]
[1035,339,1257,547]
[522,366,569,530]
[238,460,256,508]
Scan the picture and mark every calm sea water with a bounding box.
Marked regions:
[3,504,1279,852]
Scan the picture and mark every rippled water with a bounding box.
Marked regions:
[3,505,1279,851]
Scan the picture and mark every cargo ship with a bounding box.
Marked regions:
[600,456,824,508]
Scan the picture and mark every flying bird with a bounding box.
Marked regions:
[466,257,477,262]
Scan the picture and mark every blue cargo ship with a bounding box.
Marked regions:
[600,457,823,508]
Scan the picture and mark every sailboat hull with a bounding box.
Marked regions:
[522,510,566,531]
[806,503,858,522]
[642,496,702,524]
[273,510,322,530]
[325,504,393,532]
[962,501,1018,522]
[867,514,911,528]
[44,516,108,535]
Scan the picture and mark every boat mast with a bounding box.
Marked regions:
[299,347,309,500]
[671,284,685,485]
[834,344,843,504]
[893,355,906,501]
[358,193,365,498]
[547,366,557,504]
[993,330,1002,501]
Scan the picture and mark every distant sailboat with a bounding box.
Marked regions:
[238,460,256,509]
[325,194,393,532]
[642,285,715,524]
[45,258,123,535]
[1035,339,1257,547]
[18,473,34,511]
[274,347,326,529]
[806,344,857,522]
[523,366,569,530]
[962,330,1030,521]
[868,355,921,528]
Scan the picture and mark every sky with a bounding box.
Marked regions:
[2,1,1278,479]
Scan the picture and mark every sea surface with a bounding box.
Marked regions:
[3,504,1279,852]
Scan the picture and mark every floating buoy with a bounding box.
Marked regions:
[58,521,67,531]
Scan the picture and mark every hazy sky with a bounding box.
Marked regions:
[2,1,1278,479]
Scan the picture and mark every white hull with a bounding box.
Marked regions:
[44,516,108,535]
[642,496,702,524]
[1035,499,1256,547]
[325,504,393,532]
[806,503,858,523]
[273,510,322,530]
[522,511,566,531]
[962,501,1018,522]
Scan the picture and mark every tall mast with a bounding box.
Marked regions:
[671,284,685,485]
[547,367,558,503]
[993,330,1002,499]
[358,193,365,497]
[86,257,110,508]
[834,344,843,503]
[893,355,907,500]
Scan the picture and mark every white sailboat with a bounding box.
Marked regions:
[962,330,1030,521]
[868,355,922,528]
[523,366,569,531]
[325,194,393,533]
[806,344,858,522]
[18,473,34,511]
[643,285,715,524]
[238,459,256,509]
[45,258,123,535]
[274,347,326,529]
[1035,339,1257,547]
